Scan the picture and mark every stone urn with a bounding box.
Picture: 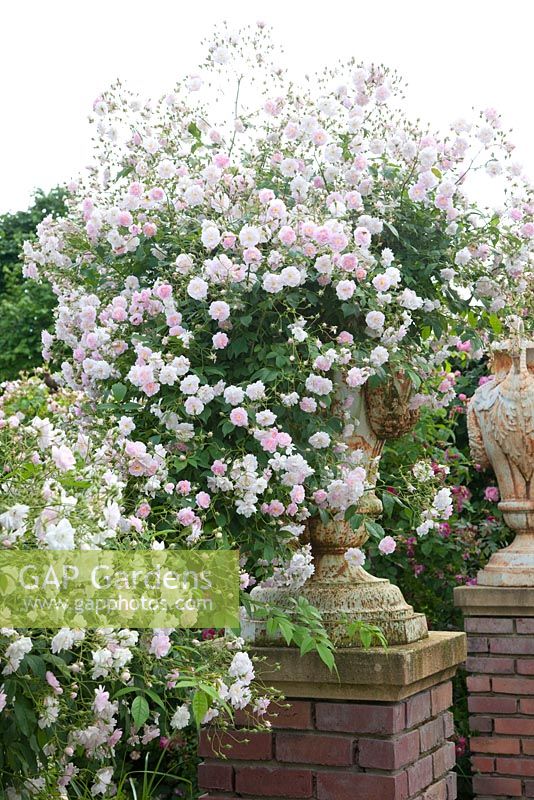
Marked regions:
[247,374,428,646]
[467,337,534,586]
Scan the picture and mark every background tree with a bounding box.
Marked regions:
[0,188,66,380]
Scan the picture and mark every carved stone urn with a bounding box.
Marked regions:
[247,374,428,646]
[467,338,534,586]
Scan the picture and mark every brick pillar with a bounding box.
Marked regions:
[455,586,534,799]
[198,631,465,800]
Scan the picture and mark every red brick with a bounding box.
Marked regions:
[276,732,353,766]
[315,701,405,734]
[268,701,314,730]
[521,698,534,714]
[431,683,453,716]
[199,730,272,760]
[517,619,534,634]
[518,659,534,675]
[420,717,444,752]
[469,715,493,733]
[358,730,419,769]
[235,766,313,798]
[527,779,534,797]
[472,775,522,796]
[524,739,534,755]
[490,636,534,655]
[422,778,448,800]
[316,771,409,800]
[465,618,514,633]
[471,755,494,772]
[406,690,432,727]
[407,753,433,794]
[198,795,235,800]
[470,736,520,754]
[467,637,488,653]
[442,711,455,738]
[433,741,456,779]
[466,655,515,674]
[445,770,457,800]
[496,756,534,776]
[468,695,517,714]
[467,675,491,692]
[493,676,534,694]
[198,763,234,791]
[495,717,534,735]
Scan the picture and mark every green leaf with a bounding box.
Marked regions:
[316,643,335,671]
[359,628,372,648]
[14,701,35,737]
[421,325,432,341]
[111,382,127,402]
[489,313,502,335]
[349,513,364,530]
[381,491,396,519]
[24,655,46,680]
[277,618,295,646]
[131,695,150,729]
[364,519,385,539]
[144,688,166,710]
[299,635,316,656]
[115,165,134,181]
[188,121,202,141]
[192,690,209,727]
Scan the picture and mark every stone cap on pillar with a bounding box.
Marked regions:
[454,585,534,617]
[253,630,466,702]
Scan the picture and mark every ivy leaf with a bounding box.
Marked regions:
[131,695,150,729]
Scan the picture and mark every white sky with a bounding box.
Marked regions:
[1,0,532,214]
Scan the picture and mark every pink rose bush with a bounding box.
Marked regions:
[23,21,532,575]
[2,20,533,796]
[0,378,273,797]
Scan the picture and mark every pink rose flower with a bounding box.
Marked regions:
[378,536,396,555]
[484,486,500,503]
[230,407,248,427]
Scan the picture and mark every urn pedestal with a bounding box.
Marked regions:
[247,376,428,646]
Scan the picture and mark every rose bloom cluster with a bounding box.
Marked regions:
[5,21,534,796]
[22,24,532,590]
[0,380,273,798]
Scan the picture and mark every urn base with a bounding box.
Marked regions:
[245,570,428,646]
[477,532,534,587]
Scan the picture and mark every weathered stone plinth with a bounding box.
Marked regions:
[198,632,465,800]
[455,586,534,799]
